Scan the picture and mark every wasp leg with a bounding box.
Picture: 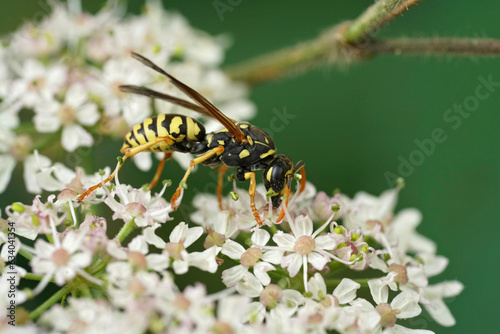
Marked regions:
[149,152,172,190]
[77,137,175,203]
[276,177,293,224]
[299,167,306,193]
[217,164,228,210]
[171,145,225,209]
[244,172,264,226]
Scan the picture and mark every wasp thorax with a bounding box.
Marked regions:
[294,235,316,255]
[58,104,77,125]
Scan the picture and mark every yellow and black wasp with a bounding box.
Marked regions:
[78,52,305,225]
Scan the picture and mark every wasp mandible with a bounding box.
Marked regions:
[77,52,306,225]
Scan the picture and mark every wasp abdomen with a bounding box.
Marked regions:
[121,114,206,153]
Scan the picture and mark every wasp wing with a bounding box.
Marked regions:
[129,52,246,143]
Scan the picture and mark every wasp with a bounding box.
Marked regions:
[77,52,305,225]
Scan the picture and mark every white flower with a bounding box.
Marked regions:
[31,230,92,286]
[105,181,172,227]
[34,84,99,152]
[220,230,278,296]
[9,59,66,108]
[422,281,463,327]
[272,213,338,290]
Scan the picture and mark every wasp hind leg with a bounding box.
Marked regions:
[170,145,225,209]
[149,152,173,190]
[217,164,228,210]
[77,137,175,203]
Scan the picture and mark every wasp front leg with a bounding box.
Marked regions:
[243,172,264,226]
[170,145,225,209]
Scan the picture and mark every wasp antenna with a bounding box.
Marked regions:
[293,160,305,174]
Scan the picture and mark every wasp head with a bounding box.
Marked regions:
[263,155,303,208]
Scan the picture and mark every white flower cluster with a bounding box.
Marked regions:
[0,0,255,194]
[1,177,462,333]
[0,1,461,333]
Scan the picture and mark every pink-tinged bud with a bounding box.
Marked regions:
[52,248,71,267]
[128,251,147,271]
[376,303,400,328]
[204,231,226,248]
[127,277,146,297]
[366,219,384,232]
[388,263,409,285]
[212,320,234,334]
[294,235,316,255]
[58,104,77,125]
[10,135,33,162]
[124,202,146,217]
[57,188,77,201]
[165,242,184,260]
[174,295,191,311]
[66,168,85,194]
[240,247,262,268]
[259,284,282,308]
[308,312,324,325]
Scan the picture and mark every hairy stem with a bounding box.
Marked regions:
[362,37,500,56]
[342,0,422,43]
[225,0,421,85]
[29,285,72,320]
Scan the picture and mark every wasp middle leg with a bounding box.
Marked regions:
[171,145,225,209]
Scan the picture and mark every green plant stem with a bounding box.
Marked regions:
[361,37,500,56]
[19,248,34,261]
[225,0,500,85]
[342,0,422,43]
[23,273,52,282]
[88,219,137,275]
[29,285,72,320]
[115,219,137,243]
[225,0,421,85]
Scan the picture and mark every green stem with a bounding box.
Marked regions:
[23,273,53,282]
[362,37,500,56]
[342,0,422,43]
[19,248,34,261]
[116,219,137,243]
[225,0,421,85]
[88,220,137,275]
[29,285,72,320]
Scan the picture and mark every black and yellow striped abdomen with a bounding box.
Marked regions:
[120,114,206,153]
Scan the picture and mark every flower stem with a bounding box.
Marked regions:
[19,248,34,261]
[28,285,72,320]
[115,219,137,243]
[342,0,422,43]
[225,0,421,85]
[361,37,500,56]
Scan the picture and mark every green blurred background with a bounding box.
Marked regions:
[2,1,499,332]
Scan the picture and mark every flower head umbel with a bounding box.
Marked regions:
[0,1,461,333]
